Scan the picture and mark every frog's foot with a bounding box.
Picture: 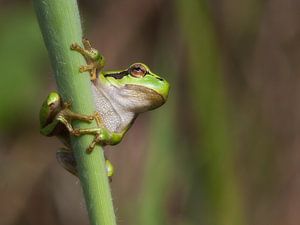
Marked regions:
[70,39,105,81]
[56,148,114,179]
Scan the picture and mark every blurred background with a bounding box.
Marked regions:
[1,0,300,225]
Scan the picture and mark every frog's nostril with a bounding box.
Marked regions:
[156,77,164,81]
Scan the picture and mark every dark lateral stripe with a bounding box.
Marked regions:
[104,70,128,79]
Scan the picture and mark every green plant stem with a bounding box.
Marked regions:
[176,0,244,224]
[33,1,116,225]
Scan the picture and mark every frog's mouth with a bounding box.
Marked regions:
[104,70,129,79]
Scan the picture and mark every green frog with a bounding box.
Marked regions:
[39,39,170,177]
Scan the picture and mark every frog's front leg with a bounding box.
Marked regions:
[58,109,124,152]
[74,126,124,153]
[70,112,124,153]
[70,38,105,80]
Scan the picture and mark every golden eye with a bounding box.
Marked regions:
[129,63,147,78]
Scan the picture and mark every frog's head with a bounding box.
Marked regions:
[100,63,170,113]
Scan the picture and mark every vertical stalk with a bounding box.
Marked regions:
[33,1,117,225]
[176,0,244,224]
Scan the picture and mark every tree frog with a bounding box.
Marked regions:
[39,38,170,176]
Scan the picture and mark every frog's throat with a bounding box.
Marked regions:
[91,84,136,133]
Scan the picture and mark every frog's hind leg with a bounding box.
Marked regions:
[56,148,78,176]
[56,149,114,180]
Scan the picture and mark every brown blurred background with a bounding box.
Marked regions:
[1,0,300,225]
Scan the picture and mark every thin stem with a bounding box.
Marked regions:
[176,0,244,224]
[33,1,117,225]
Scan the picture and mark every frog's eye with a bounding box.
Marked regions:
[129,63,147,78]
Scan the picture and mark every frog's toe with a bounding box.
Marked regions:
[62,101,72,109]
[79,66,86,73]
[86,140,97,153]
[70,42,81,50]
[71,129,81,136]
[87,115,94,122]
[90,68,97,81]
[86,134,101,153]
[82,38,92,50]
[79,64,95,73]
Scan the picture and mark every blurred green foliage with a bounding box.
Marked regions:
[135,1,244,225]
[176,1,244,224]
[0,6,46,130]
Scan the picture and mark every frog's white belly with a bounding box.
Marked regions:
[91,84,134,133]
